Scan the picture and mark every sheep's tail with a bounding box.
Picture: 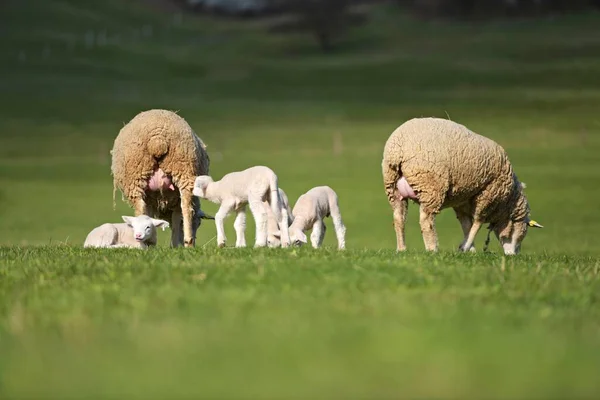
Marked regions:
[146,135,169,159]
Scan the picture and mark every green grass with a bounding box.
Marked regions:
[1,0,600,398]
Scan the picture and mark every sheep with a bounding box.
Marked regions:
[193,166,290,248]
[288,186,346,250]
[264,188,294,248]
[83,215,170,249]
[381,117,543,255]
[110,109,213,248]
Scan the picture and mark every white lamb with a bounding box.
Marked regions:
[192,166,290,248]
[264,188,294,248]
[83,215,170,249]
[288,186,346,250]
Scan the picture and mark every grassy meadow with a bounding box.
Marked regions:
[1,0,600,398]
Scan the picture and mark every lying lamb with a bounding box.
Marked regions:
[193,166,290,248]
[288,186,346,250]
[382,117,543,255]
[83,215,170,249]
[264,188,294,248]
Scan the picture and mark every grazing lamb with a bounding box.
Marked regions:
[193,166,290,248]
[264,188,294,248]
[382,117,543,255]
[83,215,169,249]
[288,186,346,250]
[111,109,212,248]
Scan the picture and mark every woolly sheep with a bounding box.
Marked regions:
[288,186,346,250]
[382,117,543,255]
[83,215,169,249]
[111,109,212,248]
[193,165,290,248]
[264,188,294,248]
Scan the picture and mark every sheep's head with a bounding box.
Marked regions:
[289,229,307,247]
[490,182,543,255]
[193,176,213,198]
[122,215,169,244]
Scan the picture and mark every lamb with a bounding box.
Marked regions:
[192,165,290,248]
[381,117,543,255]
[110,109,213,248]
[264,188,294,248]
[288,186,346,250]
[83,215,169,249]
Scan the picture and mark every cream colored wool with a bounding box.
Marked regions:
[382,117,542,255]
[288,186,346,250]
[111,109,211,248]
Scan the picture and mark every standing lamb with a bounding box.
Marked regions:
[193,166,290,248]
[84,215,170,249]
[264,188,294,248]
[382,117,543,255]
[288,186,346,250]
[111,109,212,248]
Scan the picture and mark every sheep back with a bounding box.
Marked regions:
[383,117,515,217]
[111,109,210,207]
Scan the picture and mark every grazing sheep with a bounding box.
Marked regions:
[111,109,212,248]
[288,186,346,250]
[382,117,543,255]
[84,215,169,249]
[264,188,294,248]
[193,166,290,248]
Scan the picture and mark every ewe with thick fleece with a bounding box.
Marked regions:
[84,215,169,249]
[263,188,294,248]
[193,166,290,248]
[111,109,211,248]
[288,186,346,250]
[382,117,543,255]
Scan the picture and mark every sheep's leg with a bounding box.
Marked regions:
[178,189,195,248]
[215,201,235,248]
[419,205,439,252]
[233,207,247,248]
[134,197,147,216]
[329,199,346,250]
[310,219,326,248]
[248,197,268,248]
[392,198,408,251]
[170,208,184,248]
[461,220,482,253]
[454,209,476,252]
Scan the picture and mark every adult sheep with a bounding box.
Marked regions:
[382,117,543,255]
[111,109,212,248]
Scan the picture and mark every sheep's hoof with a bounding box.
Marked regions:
[218,242,226,248]
[184,240,195,248]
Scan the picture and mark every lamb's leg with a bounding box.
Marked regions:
[248,197,268,248]
[454,209,476,252]
[460,219,482,253]
[419,205,439,252]
[329,198,346,250]
[279,206,291,248]
[170,208,184,248]
[180,189,195,248]
[215,201,234,248]
[310,220,326,248]
[233,207,247,248]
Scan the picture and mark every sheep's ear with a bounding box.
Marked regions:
[151,218,170,231]
[528,219,543,228]
[122,216,134,226]
[272,231,281,239]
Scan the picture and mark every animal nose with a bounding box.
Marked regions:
[135,233,142,239]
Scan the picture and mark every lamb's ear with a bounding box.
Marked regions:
[122,216,134,226]
[151,218,170,231]
[298,231,308,243]
[528,219,543,228]
[272,231,281,239]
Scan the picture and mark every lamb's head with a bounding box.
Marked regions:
[122,215,169,244]
[193,176,214,198]
[490,182,543,255]
[289,228,307,247]
[267,231,282,248]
